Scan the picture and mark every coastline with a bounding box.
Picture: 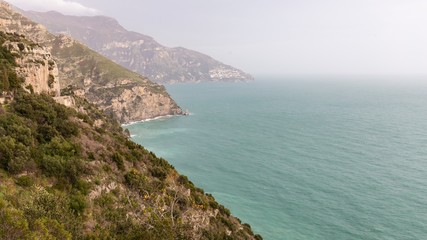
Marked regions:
[122,109,192,127]
[121,114,179,127]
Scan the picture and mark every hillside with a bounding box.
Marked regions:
[0,31,262,239]
[0,1,182,123]
[22,10,254,84]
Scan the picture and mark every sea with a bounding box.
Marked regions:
[124,78,427,240]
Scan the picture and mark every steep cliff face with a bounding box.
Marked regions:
[11,39,60,96]
[22,11,254,84]
[0,1,182,123]
[0,31,59,98]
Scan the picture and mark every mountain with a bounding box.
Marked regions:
[0,1,182,123]
[0,16,262,240]
[22,10,254,84]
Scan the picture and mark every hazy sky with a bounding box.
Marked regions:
[8,0,427,77]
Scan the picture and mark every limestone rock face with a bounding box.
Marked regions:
[108,85,180,123]
[54,95,75,108]
[22,11,254,84]
[0,1,182,123]
[7,41,60,96]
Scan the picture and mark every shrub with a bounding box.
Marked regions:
[0,199,30,239]
[54,120,79,138]
[38,155,66,178]
[124,169,146,191]
[177,175,195,191]
[0,113,34,146]
[42,137,77,158]
[150,166,168,181]
[112,152,125,171]
[24,187,63,221]
[0,136,32,173]
[218,205,231,217]
[16,175,35,187]
[94,192,115,208]
[74,179,91,195]
[69,192,87,216]
[36,124,58,143]
[31,217,72,240]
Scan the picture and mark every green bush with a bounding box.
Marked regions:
[112,152,125,171]
[36,124,58,143]
[24,187,64,221]
[0,136,32,173]
[42,137,77,158]
[124,169,146,191]
[54,120,79,138]
[94,192,115,208]
[38,155,66,178]
[15,175,35,187]
[177,175,195,192]
[0,113,35,146]
[0,198,30,240]
[218,205,231,217]
[69,192,87,216]
[74,179,91,195]
[150,166,168,181]
[31,217,72,240]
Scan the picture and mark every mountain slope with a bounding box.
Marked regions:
[0,1,182,123]
[22,10,254,84]
[0,29,262,240]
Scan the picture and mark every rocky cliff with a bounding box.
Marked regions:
[6,34,60,97]
[0,1,182,123]
[22,11,254,84]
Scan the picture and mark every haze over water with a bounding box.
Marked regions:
[125,78,427,239]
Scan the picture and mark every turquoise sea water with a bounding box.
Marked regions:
[125,79,427,240]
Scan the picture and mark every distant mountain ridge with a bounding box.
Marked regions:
[22,10,254,84]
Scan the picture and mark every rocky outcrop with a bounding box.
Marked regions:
[0,1,182,123]
[107,84,180,123]
[50,34,182,123]
[0,29,60,98]
[7,40,60,96]
[22,10,254,84]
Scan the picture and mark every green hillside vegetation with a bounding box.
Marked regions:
[50,39,167,95]
[0,31,261,239]
[51,37,142,86]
